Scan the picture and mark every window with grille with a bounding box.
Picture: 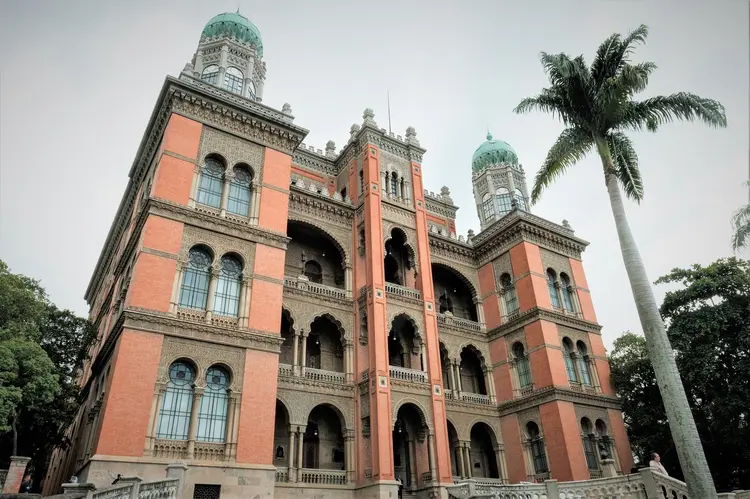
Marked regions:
[515,188,527,210]
[561,274,575,312]
[496,187,512,216]
[390,173,399,196]
[213,255,242,317]
[227,167,251,216]
[583,435,599,469]
[223,67,244,94]
[547,270,561,309]
[563,343,578,383]
[196,367,230,443]
[482,193,494,222]
[200,65,219,85]
[531,438,548,473]
[577,343,592,385]
[513,343,532,389]
[179,247,212,310]
[196,158,224,208]
[193,484,220,499]
[156,362,195,440]
[501,274,519,314]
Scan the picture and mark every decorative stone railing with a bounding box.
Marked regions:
[437,313,483,332]
[152,439,188,459]
[421,471,433,483]
[278,363,294,377]
[210,314,238,328]
[461,392,492,405]
[275,467,289,483]
[194,442,225,461]
[305,368,346,384]
[62,463,184,499]
[472,478,508,486]
[92,483,133,499]
[299,469,347,485]
[385,283,421,301]
[137,479,179,499]
[389,366,428,383]
[649,472,689,499]
[175,307,206,323]
[444,388,455,399]
[284,276,349,300]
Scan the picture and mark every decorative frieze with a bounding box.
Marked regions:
[487,307,602,341]
[157,336,246,390]
[288,189,355,230]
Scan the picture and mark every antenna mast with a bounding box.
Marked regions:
[387,90,392,134]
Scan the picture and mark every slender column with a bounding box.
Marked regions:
[449,360,458,392]
[463,443,473,478]
[498,290,508,322]
[455,443,465,478]
[189,165,201,208]
[204,266,220,323]
[288,428,296,482]
[237,274,249,327]
[224,394,236,460]
[495,445,508,483]
[407,439,417,486]
[146,384,166,453]
[169,263,186,313]
[554,282,564,310]
[484,367,496,402]
[420,342,427,372]
[345,342,353,383]
[296,425,306,480]
[292,330,300,376]
[250,182,261,224]
[345,433,355,483]
[454,360,464,395]
[427,433,437,483]
[588,356,602,392]
[217,45,228,86]
[403,180,411,203]
[344,265,352,298]
[219,171,234,217]
[474,297,486,326]
[569,285,583,317]
[570,352,584,385]
[186,387,204,459]
[300,330,308,376]
[380,170,387,192]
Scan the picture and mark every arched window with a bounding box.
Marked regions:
[213,255,243,316]
[201,64,219,85]
[547,269,561,309]
[390,172,399,196]
[501,273,519,314]
[482,193,494,222]
[513,342,532,390]
[526,422,549,474]
[495,187,512,216]
[223,66,244,94]
[304,261,323,283]
[515,188,527,210]
[197,157,224,208]
[577,341,592,385]
[227,166,252,216]
[562,338,578,383]
[560,273,575,313]
[196,366,230,442]
[595,419,613,458]
[156,361,195,440]
[359,170,364,195]
[179,247,213,310]
[247,80,256,100]
[580,418,598,470]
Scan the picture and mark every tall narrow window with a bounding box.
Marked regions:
[213,255,243,317]
[547,269,561,309]
[246,80,256,100]
[197,157,224,208]
[201,65,219,85]
[496,187,512,216]
[501,273,519,315]
[513,342,532,390]
[196,366,230,442]
[156,362,195,440]
[515,188,527,210]
[359,170,364,195]
[563,339,578,383]
[560,273,575,313]
[223,67,244,94]
[526,422,549,474]
[577,342,592,385]
[390,172,399,196]
[482,193,494,222]
[227,166,252,216]
[179,247,213,310]
[580,419,599,470]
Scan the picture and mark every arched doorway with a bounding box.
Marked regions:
[286,221,346,288]
[446,419,460,477]
[431,264,478,321]
[459,346,487,395]
[388,314,421,370]
[469,422,499,479]
[384,228,414,287]
[306,316,344,372]
[393,403,429,489]
[273,400,292,481]
[304,404,345,470]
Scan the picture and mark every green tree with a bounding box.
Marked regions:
[514,24,727,497]
[731,180,750,251]
[610,258,750,490]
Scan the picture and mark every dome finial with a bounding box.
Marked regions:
[486,130,493,141]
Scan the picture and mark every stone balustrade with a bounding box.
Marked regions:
[461,392,491,405]
[305,367,346,384]
[436,313,483,332]
[298,469,347,485]
[278,363,294,377]
[137,480,179,499]
[385,283,421,301]
[62,465,185,499]
[284,276,349,300]
[274,468,289,483]
[389,366,428,383]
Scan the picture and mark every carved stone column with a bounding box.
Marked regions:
[509,360,520,398]
[449,360,458,392]
[494,444,509,483]
[473,297,486,326]
[296,425,306,481]
[427,433,437,483]
[219,170,235,217]
[380,170,387,192]
[456,441,466,478]
[169,261,187,313]
[288,428,296,482]
[420,342,427,372]
[188,164,201,208]
[217,45,228,86]
[344,264,352,298]
[186,387,205,459]
[238,273,250,327]
[224,392,236,460]
[403,180,411,203]
[483,367,496,402]
[345,429,355,483]
[204,265,220,323]
[250,181,261,224]
[292,329,300,376]
[300,330,308,376]
[462,443,473,478]
[498,289,508,323]
[145,383,166,455]
[454,360,463,397]
[345,341,354,383]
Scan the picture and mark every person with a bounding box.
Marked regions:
[20,474,32,493]
[396,475,403,499]
[649,452,668,476]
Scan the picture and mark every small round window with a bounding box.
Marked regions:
[169,362,195,386]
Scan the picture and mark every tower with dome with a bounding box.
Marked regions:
[44,11,633,499]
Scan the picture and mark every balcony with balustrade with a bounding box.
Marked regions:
[388,314,429,388]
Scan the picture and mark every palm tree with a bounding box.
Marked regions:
[731,180,750,251]
[514,25,726,497]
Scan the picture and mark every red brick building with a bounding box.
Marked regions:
[44,11,632,499]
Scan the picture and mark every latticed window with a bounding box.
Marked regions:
[196,158,224,208]
[390,173,399,196]
[227,166,252,216]
[482,193,494,222]
[496,187,512,216]
[196,366,230,442]
[561,273,575,312]
[583,436,598,469]
[213,255,242,317]
[156,362,195,440]
[513,343,532,389]
[201,65,219,84]
[526,423,548,473]
[563,340,578,383]
[547,269,561,308]
[577,342,592,385]
[501,273,519,314]
[223,67,244,94]
[247,81,256,100]
[179,247,213,310]
[515,188,527,211]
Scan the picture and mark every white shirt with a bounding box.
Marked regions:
[649,460,668,476]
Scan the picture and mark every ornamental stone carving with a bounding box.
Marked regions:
[179,225,256,269]
[282,296,353,342]
[390,395,433,431]
[157,336,245,390]
[386,305,425,339]
[198,126,264,178]
[540,248,575,279]
[277,386,354,429]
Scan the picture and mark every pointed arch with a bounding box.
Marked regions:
[458,342,489,368]
[391,398,431,430]
[287,218,350,264]
[303,400,352,431]
[431,261,479,299]
[311,311,348,342]
[387,311,423,340]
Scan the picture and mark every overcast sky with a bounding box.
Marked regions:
[0,1,747,350]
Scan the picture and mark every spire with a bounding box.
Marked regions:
[486,131,493,141]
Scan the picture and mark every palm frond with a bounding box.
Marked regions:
[606,132,643,202]
[731,203,750,251]
[531,127,593,203]
[598,62,658,127]
[513,89,575,125]
[591,33,622,86]
[535,52,596,129]
[591,25,649,89]
[617,92,728,132]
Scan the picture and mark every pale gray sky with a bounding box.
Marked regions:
[0,1,747,349]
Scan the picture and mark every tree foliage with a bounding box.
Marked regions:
[0,259,97,489]
[610,258,750,490]
[731,180,750,252]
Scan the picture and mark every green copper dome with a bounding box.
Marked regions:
[202,12,263,56]
[472,132,518,172]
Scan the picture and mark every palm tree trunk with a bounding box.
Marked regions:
[595,137,717,498]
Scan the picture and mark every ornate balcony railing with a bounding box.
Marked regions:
[461,392,492,405]
[284,276,349,300]
[93,484,133,499]
[385,283,421,301]
[389,366,428,383]
[436,313,483,332]
[152,439,187,459]
[444,388,455,399]
[299,469,347,485]
[275,467,289,483]
[278,363,294,377]
[194,442,225,461]
[137,480,179,499]
[650,472,689,499]
[305,368,346,384]
[421,471,433,483]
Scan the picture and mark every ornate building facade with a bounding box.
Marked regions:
[44,11,633,499]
